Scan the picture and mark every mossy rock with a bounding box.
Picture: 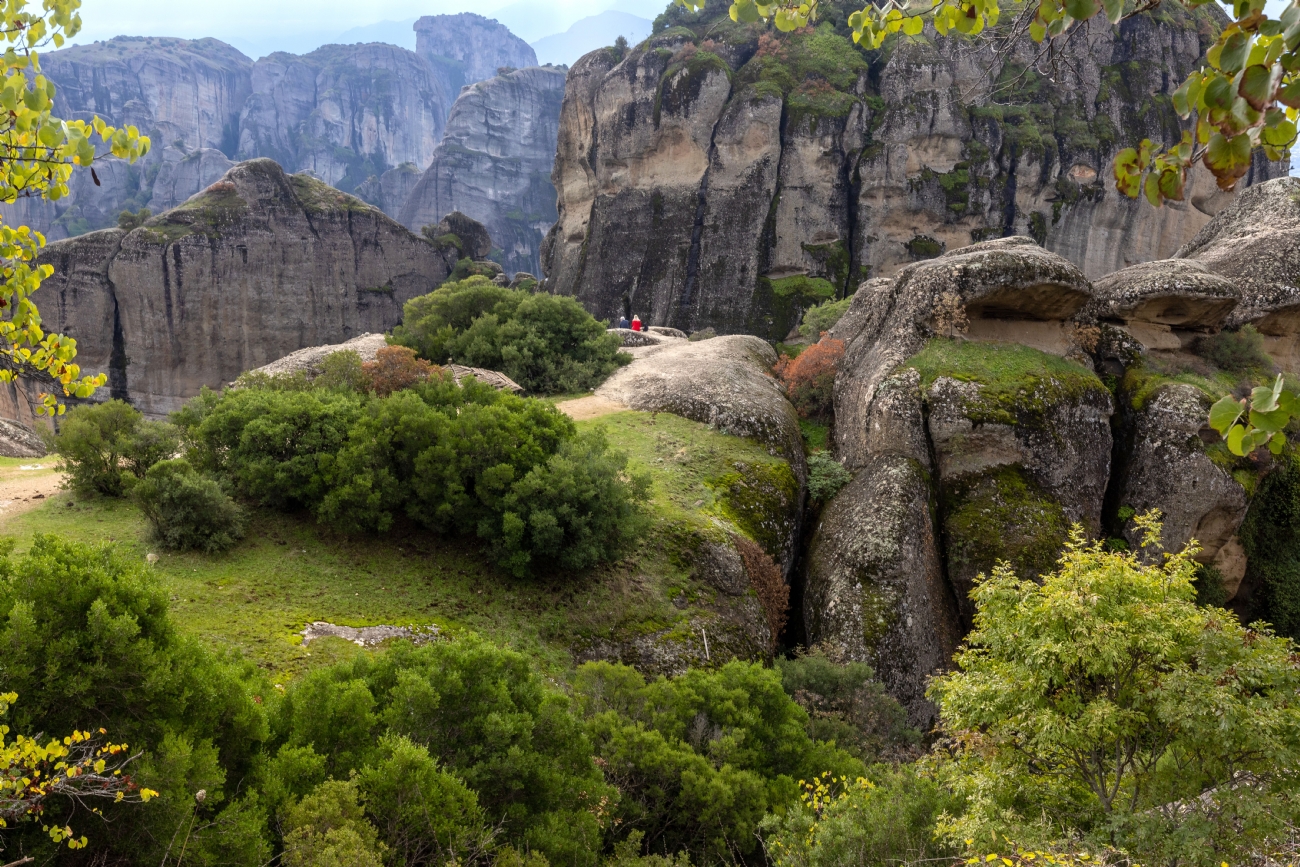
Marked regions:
[712,459,800,560]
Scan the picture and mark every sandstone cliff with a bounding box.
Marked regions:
[236,42,450,193]
[414,13,538,98]
[2,159,454,421]
[541,2,1287,337]
[399,66,567,276]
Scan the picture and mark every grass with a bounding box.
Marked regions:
[1,411,787,683]
[903,339,1105,426]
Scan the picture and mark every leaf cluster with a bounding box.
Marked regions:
[52,399,180,497]
[390,276,630,395]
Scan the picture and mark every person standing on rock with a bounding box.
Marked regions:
[631,315,642,332]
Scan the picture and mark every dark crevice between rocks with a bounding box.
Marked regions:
[1000,144,1020,237]
[680,126,720,312]
[106,271,130,403]
[844,153,863,299]
[780,499,816,653]
[919,394,969,631]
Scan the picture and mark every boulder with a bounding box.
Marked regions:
[596,335,805,473]
[1088,259,1239,351]
[0,418,47,458]
[431,211,494,260]
[243,333,388,380]
[1174,177,1300,369]
[1111,382,1250,590]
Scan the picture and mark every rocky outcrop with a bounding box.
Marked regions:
[9,159,454,421]
[399,66,567,275]
[543,7,1287,336]
[413,13,538,99]
[808,238,1113,724]
[236,43,449,194]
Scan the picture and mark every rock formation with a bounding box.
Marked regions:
[3,159,455,421]
[542,5,1287,337]
[400,66,567,276]
[235,42,450,193]
[413,13,538,98]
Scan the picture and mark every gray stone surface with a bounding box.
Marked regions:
[3,159,454,422]
[1088,259,1239,329]
[413,13,538,98]
[400,66,567,277]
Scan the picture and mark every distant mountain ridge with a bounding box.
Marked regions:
[531,11,652,66]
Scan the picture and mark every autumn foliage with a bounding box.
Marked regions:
[773,334,845,420]
[363,345,439,396]
[734,534,789,651]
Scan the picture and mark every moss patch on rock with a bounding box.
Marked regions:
[941,464,1070,582]
[906,339,1105,427]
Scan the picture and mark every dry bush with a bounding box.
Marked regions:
[363,345,439,396]
[773,333,845,419]
[1070,322,1101,353]
[733,534,788,651]
[932,291,969,338]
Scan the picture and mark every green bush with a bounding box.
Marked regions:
[273,638,607,865]
[1196,325,1274,374]
[282,779,386,867]
[495,428,651,576]
[573,660,863,864]
[0,535,270,864]
[131,458,246,553]
[776,648,916,761]
[805,452,851,503]
[391,276,629,394]
[180,387,363,510]
[53,399,180,495]
[759,764,958,867]
[1238,452,1300,637]
[799,296,852,341]
[316,349,370,393]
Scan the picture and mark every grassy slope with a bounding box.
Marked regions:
[0,411,781,682]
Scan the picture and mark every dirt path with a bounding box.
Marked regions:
[556,395,628,421]
[0,458,63,523]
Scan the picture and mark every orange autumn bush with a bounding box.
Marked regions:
[363,345,439,396]
[774,333,845,420]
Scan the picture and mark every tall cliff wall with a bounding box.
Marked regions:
[414,13,539,98]
[541,1,1287,337]
[2,159,454,422]
[399,66,567,276]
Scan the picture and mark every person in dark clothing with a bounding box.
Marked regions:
[618,315,629,329]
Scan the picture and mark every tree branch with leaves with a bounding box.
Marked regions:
[0,0,149,416]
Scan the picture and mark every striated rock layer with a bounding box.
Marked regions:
[414,13,538,97]
[1,159,453,421]
[542,4,1287,337]
[400,66,567,275]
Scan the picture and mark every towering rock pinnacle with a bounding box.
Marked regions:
[413,13,539,98]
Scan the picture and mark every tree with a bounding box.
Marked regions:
[0,0,149,416]
[926,515,1300,865]
[677,0,1297,208]
[1,691,157,855]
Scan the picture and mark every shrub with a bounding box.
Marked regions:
[391,276,629,394]
[282,779,386,867]
[494,428,650,576]
[573,661,863,864]
[54,399,179,495]
[316,350,370,393]
[131,458,246,553]
[274,638,608,865]
[759,765,958,867]
[363,344,437,396]
[773,334,845,420]
[775,647,915,761]
[798,296,852,341]
[805,452,851,502]
[733,534,788,650]
[181,387,363,509]
[1196,324,1274,374]
[928,518,1300,864]
[117,207,151,231]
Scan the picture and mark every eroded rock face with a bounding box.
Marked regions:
[413,13,538,98]
[807,237,1114,721]
[834,237,1094,468]
[7,159,453,422]
[1174,177,1300,367]
[236,43,449,193]
[544,7,1287,335]
[1111,383,1249,582]
[400,66,567,276]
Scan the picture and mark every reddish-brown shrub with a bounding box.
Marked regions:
[733,534,788,652]
[772,333,845,420]
[362,345,438,396]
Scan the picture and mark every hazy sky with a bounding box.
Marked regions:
[68,0,670,56]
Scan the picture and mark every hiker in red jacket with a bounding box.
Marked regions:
[631,315,642,332]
